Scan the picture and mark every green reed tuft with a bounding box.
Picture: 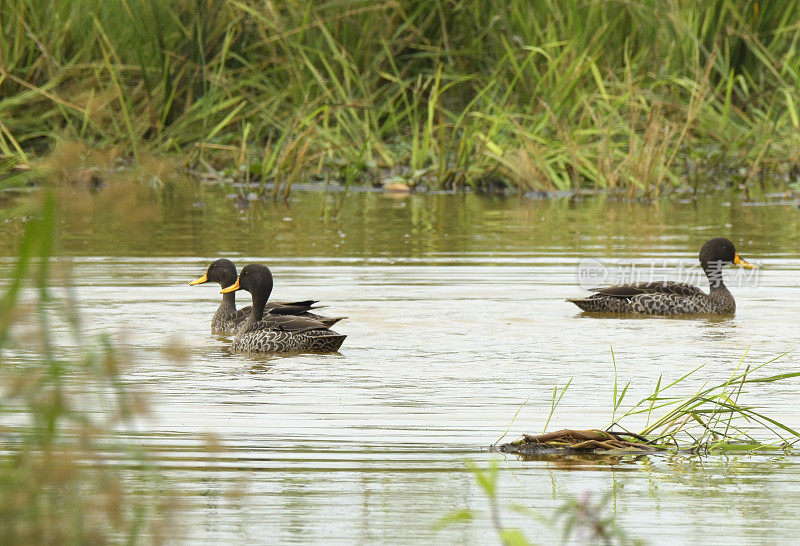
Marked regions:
[622,350,800,452]
[504,349,800,456]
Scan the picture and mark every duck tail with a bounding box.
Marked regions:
[284,300,319,308]
[566,298,593,312]
[319,317,347,327]
[304,330,347,352]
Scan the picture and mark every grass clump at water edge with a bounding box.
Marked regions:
[2,1,800,197]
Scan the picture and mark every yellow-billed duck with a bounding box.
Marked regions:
[189,259,342,334]
[567,238,755,315]
[221,264,346,353]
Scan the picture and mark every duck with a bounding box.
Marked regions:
[220,263,346,353]
[189,259,342,334]
[567,238,755,315]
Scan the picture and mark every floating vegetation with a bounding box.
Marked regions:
[496,351,800,457]
[497,429,660,456]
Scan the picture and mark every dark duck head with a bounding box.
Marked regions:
[190,259,238,287]
[698,238,754,289]
[190,258,240,306]
[220,264,274,324]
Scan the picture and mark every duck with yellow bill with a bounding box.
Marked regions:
[567,238,755,315]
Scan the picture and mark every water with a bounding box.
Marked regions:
[2,184,800,543]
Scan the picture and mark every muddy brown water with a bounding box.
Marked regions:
[2,184,799,543]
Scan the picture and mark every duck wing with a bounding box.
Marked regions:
[266,300,320,315]
[253,314,333,334]
[229,301,343,330]
[226,306,252,324]
[589,281,704,298]
[223,302,316,325]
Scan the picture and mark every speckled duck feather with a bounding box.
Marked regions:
[567,283,735,315]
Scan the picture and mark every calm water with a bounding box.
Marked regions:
[2,184,800,543]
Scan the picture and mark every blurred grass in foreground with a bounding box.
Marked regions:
[0,192,173,543]
[2,1,800,196]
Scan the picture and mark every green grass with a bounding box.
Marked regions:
[2,1,800,195]
[620,350,800,452]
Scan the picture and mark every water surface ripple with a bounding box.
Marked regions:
[2,188,799,543]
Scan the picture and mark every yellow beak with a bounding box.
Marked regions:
[734,253,755,269]
[220,277,240,293]
[189,273,208,286]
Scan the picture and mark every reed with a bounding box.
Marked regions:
[2,1,800,195]
[621,351,800,451]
